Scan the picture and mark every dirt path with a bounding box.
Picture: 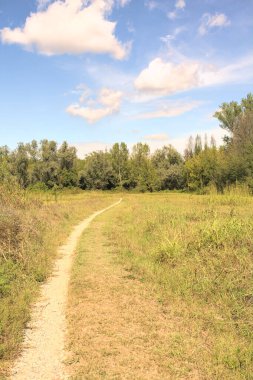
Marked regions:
[66,209,201,379]
[10,199,122,380]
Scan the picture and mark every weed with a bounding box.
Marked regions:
[0,186,117,376]
[107,193,253,378]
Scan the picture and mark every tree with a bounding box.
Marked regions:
[214,93,253,186]
[185,146,222,191]
[214,101,242,140]
[152,145,182,167]
[57,142,78,187]
[210,136,216,149]
[26,140,41,185]
[184,136,194,159]
[229,111,253,182]
[241,93,253,112]
[39,140,59,188]
[152,145,184,190]
[83,151,115,190]
[0,146,14,184]
[213,94,253,145]
[130,143,157,191]
[194,135,202,155]
[58,141,77,171]
[12,143,29,188]
[110,142,129,188]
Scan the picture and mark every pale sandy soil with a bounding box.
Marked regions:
[10,200,122,380]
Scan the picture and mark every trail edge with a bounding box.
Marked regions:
[10,198,122,380]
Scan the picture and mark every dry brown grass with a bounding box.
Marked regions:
[0,186,118,377]
[66,204,209,379]
[67,192,253,379]
[106,193,253,379]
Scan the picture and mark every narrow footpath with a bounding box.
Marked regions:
[10,199,122,380]
[66,207,201,380]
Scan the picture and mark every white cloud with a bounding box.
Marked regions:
[142,127,225,154]
[72,142,112,158]
[160,27,186,43]
[99,88,122,108]
[168,11,177,19]
[214,54,253,84]
[145,1,159,10]
[67,105,113,123]
[135,58,204,95]
[170,128,225,153]
[134,101,201,120]
[75,84,91,103]
[145,133,169,141]
[199,13,230,35]
[160,34,175,43]
[175,0,185,9]
[117,0,131,6]
[1,0,127,59]
[72,129,225,158]
[208,14,230,27]
[134,54,253,96]
[167,0,185,19]
[66,87,123,123]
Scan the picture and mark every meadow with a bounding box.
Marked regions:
[0,188,252,379]
[104,192,253,379]
[0,186,118,377]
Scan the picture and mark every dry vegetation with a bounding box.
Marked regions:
[105,193,253,379]
[67,192,252,379]
[1,188,252,379]
[66,211,188,379]
[0,185,117,377]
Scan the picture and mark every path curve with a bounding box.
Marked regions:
[10,199,122,380]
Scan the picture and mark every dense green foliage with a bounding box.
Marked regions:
[1,93,252,192]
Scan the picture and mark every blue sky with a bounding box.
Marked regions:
[0,0,253,156]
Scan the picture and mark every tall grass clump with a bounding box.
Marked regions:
[108,193,253,379]
[0,185,117,376]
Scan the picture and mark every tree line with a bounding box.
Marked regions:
[1,93,252,193]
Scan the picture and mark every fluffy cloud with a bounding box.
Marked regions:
[204,54,253,85]
[135,58,205,95]
[134,54,253,96]
[145,1,159,11]
[144,133,169,141]
[66,88,123,123]
[199,13,230,35]
[72,142,112,157]
[167,11,177,20]
[98,87,122,108]
[143,127,225,154]
[1,0,127,59]
[169,128,225,153]
[72,128,225,157]
[175,0,185,9]
[168,0,185,19]
[134,101,200,120]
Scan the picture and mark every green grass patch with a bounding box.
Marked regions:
[106,193,253,379]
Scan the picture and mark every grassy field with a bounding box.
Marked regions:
[104,193,253,379]
[0,186,118,377]
[1,189,253,379]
